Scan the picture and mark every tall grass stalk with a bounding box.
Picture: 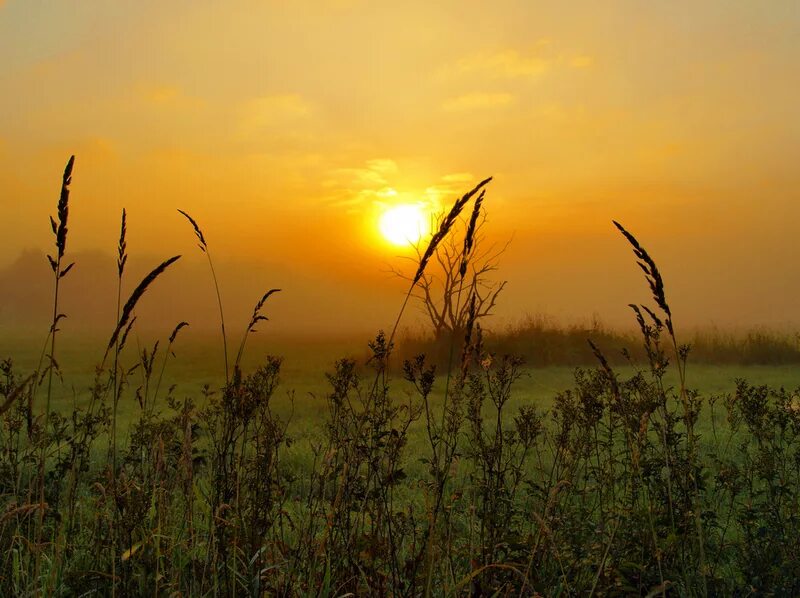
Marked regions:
[111,208,127,472]
[386,177,491,352]
[178,210,229,383]
[109,207,126,598]
[234,289,281,370]
[420,194,487,597]
[381,180,492,592]
[104,256,182,360]
[152,321,188,408]
[614,220,708,595]
[393,181,489,596]
[34,156,75,585]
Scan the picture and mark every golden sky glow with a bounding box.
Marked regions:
[0,1,799,333]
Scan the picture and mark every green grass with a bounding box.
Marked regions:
[5,332,800,492]
[5,333,799,436]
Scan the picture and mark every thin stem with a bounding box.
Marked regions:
[669,331,708,596]
[36,249,63,592]
[110,258,123,598]
[206,251,228,384]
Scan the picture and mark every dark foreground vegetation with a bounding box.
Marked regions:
[2,158,799,596]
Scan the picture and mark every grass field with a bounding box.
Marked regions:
[4,325,800,596]
[3,167,800,596]
[5,332,800,438]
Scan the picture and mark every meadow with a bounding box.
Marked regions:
[2,159,800,596]
[3,334,800,447]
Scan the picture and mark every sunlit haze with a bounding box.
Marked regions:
[379,203,430,247]
[1,1,799,336]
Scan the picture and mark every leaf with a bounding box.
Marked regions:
[385,469,407,485]
[106,255,181,352]
[121,541,143,562]
[0,374,34,416]
[60,262,75,278]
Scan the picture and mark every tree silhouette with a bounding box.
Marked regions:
[393,208,509,342]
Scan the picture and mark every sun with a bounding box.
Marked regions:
[379,204,430,246]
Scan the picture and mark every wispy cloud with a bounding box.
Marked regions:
[365,158,398,176]
[144,85,181,104]
[322,161,475,217]
[327,158,398,191]
[455,47,550,79]
[442,92,515,112]
[321,159,398,210]
[441,172,474,183]
[239,93,314,130]
[140,85,206,111]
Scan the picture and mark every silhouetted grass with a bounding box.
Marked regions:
[2,159,800,596]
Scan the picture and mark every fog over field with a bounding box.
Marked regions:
[3,226,800,340]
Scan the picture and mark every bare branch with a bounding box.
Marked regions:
[390,203,510,339]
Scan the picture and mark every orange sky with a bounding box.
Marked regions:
[1,1,799,334]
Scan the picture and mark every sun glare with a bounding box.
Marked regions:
[379,204,429,247]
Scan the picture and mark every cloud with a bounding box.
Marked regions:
[327,158,397,191]
[322,159,457,216]
[365,158,398,176]
[322,159,396,209]
[240,93,314,130]
[456,48,550,79]
[442,92,515,112]
[140,85,206,111]
[144,85,181,104]
[441,172,474,183]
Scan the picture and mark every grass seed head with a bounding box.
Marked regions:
[118,208,127,277]
[107,255,182,352]
[177,209,208,252]
[55,155,74,260]
[169,321,189,345]
[460,189,485,279]
[247,289,281,333]
[414,177,492,286]
[613,220,673,335]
